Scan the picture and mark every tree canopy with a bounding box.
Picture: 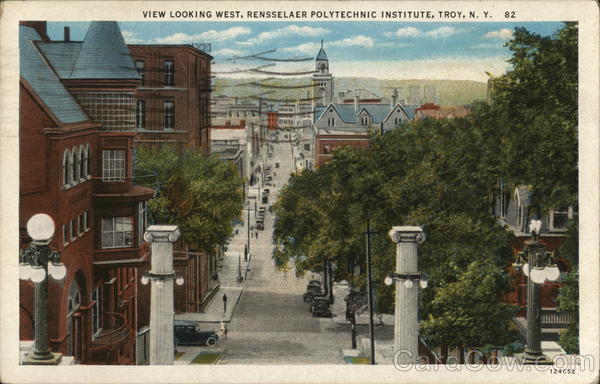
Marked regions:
[136,145,245,252]
[272,22,578,352]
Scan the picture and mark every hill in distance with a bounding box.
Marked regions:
[213,77,488,107]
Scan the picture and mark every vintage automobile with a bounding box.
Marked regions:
[302,280,323,302]
[174,320,219,346]
[311,296,332,318]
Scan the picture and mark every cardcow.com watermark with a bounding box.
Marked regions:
[393,350,595,373]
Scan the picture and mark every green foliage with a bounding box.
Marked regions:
[559,324,579,354]
[271,23,577,351]
[136,145,244,252]
[421,260,520,348]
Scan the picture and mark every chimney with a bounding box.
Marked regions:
[19,21,49,41]
[64,26,70,42]
[337,92,344,104]
[391,89,398,108]
[354,93,358,113]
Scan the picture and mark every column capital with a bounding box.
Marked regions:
[389,226,425,244]
[144,225,181,243]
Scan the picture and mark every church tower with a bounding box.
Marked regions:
[312,40,333,106]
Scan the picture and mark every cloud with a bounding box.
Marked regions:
[121,30,145,44]
[385,27,422,38]
[153,27,251,44]
[246,25,330,44]
[484,28,514,40]
[384,26,466,39]
[281,35,375,54]
[334,35,374,47]
[425,26,461,38]
[213,48,247,57]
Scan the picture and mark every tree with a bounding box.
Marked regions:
[136,145,244,252]
[557,223,579,354]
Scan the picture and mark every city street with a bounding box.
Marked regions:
[217,133,394,364]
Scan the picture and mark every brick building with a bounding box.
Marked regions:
[19,21,156,365]
[128,44,212,154]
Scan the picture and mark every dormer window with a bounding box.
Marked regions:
[135,60,145,85]
[361,116,369,126]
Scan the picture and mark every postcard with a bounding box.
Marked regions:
[0,1,598,383]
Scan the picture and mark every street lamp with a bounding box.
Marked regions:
[513,219,560,365]
[384,272,429,289]
[20,213,66,365]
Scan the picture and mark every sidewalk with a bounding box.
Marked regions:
[175,222,254,325]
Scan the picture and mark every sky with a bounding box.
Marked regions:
[47,21,565,82]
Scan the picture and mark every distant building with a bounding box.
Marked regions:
[312,40,333,106]
[414,103,472,120]
[408,85,422,105]
[337,89,387,104]
[267,111,278,130]
[423,84,437,104]
[128,44,213,154]
[277,104,295,130]
[313,100,413,167]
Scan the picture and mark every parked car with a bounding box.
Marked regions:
[311,297,332,318]
[174,320,219,346]
[303,280,323,302]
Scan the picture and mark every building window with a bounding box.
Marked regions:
[79,145,86,180]
[63,224,68,246]
[135,60,145,85]
[164,101,175,130]
[101,217,134,249]
[86,145,92,178]
[164,60,174,86]
[91,287,100,335]
[83,211,89,231]
[361,116,368,126]
[102,149,126,182]
[70,219,77,241]
[550,205,577,232]
[78,214,84,236]
[136,100,145,129]
[323,144,331,154]
[63,149,71,188]
[327,117,335,127]
[72,147,79,186]
[138,202,148,247]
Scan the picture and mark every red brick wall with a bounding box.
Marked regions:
[128,45,211,154]
[314,134,370,168]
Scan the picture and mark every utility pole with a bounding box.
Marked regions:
[366,218,375,365]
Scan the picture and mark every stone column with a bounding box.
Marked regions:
[389,226,425,364]
[144,225,180,365]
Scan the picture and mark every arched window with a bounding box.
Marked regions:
[72,147,79,186]
[82,145,88,180]
[86,144,92,178]
[63,149,71,187]
[79,145,85,180]
[514,188,524,232]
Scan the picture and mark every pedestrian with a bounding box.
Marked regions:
[255,230,259,239]
[219,320,228,340]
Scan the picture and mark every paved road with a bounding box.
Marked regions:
[218,134,393,364]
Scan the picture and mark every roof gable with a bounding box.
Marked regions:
[20,26,89,124]
[70,21,140,79]
[36,42,82,78]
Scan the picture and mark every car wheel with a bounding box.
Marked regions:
[206,337,217,346]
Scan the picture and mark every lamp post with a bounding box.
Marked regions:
[387,226,426,365]
[513,220,560,365]
[20,214,66,365]
[242,206,254,261]
[141,225,182,365]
